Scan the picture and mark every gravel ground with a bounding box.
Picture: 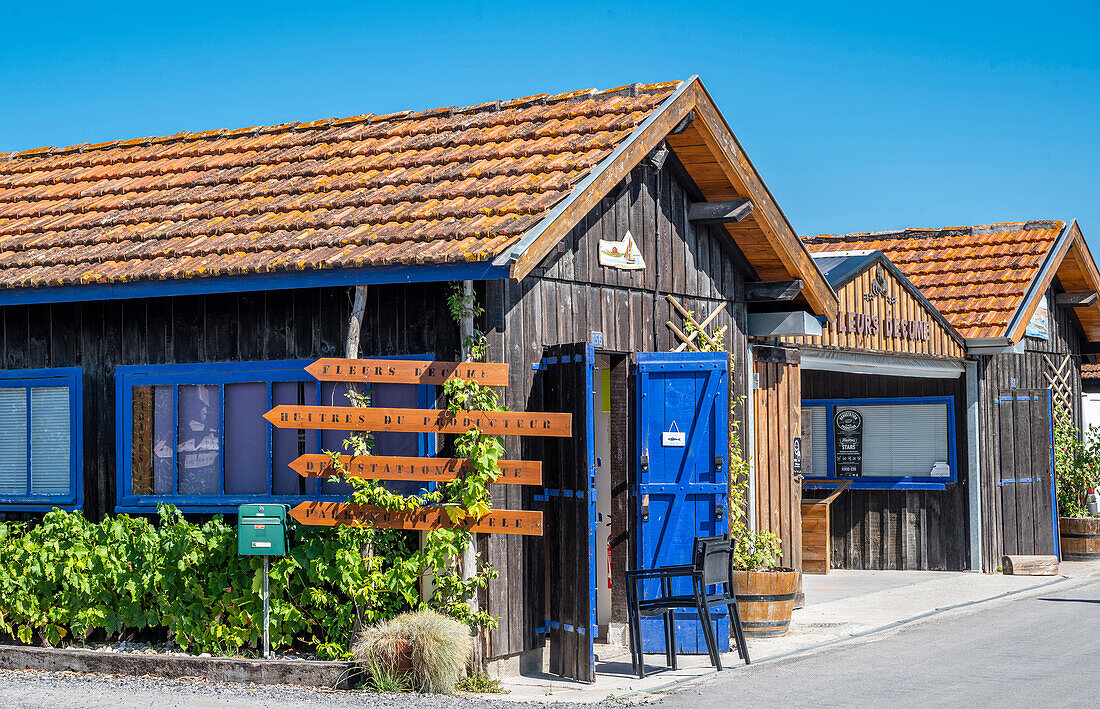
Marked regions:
[0,668,620,709]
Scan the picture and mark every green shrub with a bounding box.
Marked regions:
[0,507,435,658]
[353,609,471,694]
[1054,407,1100,518]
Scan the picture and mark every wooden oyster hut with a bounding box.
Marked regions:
[0,76,837,681]
[750,221,1100,574]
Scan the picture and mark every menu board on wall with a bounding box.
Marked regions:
[833,408,864,477]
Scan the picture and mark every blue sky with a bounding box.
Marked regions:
[2,1,1097,239]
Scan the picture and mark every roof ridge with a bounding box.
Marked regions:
[0,80,683,163]
[802,220,1065,243]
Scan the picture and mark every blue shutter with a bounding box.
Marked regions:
[0,388,28,495]
[30,386,71,495]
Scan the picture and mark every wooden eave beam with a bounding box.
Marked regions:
[744,280,803,302]
[506,81,698,280]
[688,199,754,225]
[687,86,837,320]
[1056,291,1099,307]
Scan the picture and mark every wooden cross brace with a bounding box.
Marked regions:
[1043,354,1074,414]
[665,295,727,352]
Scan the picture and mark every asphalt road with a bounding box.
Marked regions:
[656,577,1100,709]
[1,578,1096,708]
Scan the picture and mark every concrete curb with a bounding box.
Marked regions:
[0,644,360,689]
[613,572,1083,701]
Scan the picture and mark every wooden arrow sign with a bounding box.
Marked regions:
[263,406,572,437]
[289,502,543,536]
[290,454,542,485]
[306,358,509,387]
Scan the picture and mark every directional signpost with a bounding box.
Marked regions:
[287,502,544,536]
[289,454,542,485]
[264,358,565,537]
[305,358,510,386]
[263,406,571,436]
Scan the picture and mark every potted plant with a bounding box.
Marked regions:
[1054,409,1100,560]
[726,406,799,637]
[353,610,472,694]
[729,529,799,637]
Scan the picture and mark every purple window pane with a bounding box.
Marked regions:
[177,384,220,495]
[224,382,268,494]
[320,382,354,495]
[153,385,174,495]
[373,382,422,495]
[272,381,317,495]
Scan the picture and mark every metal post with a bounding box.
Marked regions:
[263,555,271,659]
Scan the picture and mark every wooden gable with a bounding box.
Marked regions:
[782,257,966,358]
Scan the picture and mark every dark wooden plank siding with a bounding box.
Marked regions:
[488,161,754,660]
[976,284,1085,571]
[802,370,970,571]
[0,283,459,522]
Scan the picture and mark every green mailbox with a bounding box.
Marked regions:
[237,504,290,556]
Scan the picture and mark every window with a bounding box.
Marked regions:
[801,396,957,490]
[0,368,82,510]
[116,359,434,512]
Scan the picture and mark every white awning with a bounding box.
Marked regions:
[799,349,965,379]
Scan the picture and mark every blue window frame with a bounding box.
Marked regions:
[0,367,82,511]
[115,358,436,513]
[800,396,957,491]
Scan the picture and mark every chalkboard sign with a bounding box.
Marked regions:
[833,408,864,477]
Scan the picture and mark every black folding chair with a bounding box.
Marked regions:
[624,535,750,678]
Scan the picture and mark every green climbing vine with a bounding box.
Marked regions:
[318,282,504,630]
[684,310,726,352]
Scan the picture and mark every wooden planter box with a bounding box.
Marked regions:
[800,481,851,574]
[731,569,800,638]
[1059,517,1100,561]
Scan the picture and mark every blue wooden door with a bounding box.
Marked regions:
[540,343,598,682]
[635,352,729,654]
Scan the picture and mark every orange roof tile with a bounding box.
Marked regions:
[803,221,1066,340]
[1084,363,1100,379]
[0,81,681,290]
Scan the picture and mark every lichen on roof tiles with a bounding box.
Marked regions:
[0,81,681,290]
[804,221,1066,340]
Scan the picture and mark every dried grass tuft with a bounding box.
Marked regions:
[353,610,472,694]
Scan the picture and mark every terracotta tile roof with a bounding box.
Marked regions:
[803,221,1066,340]
[1084,363,1100,379]
[0,81,680,290]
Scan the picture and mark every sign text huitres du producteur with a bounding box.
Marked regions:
[263,406,572,437]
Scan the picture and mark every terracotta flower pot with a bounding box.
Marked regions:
[1059,517,1100,561]
[378,638,415,675]
[731,568,800,638]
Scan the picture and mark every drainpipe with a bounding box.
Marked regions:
[965,359,983,571]
[746,343,757,532]
[459,280,478,617]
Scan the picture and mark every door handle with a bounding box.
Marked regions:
[641,494,650,522]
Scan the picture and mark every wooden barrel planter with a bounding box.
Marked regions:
[731,568,799,638]
[1060,517,1100,561]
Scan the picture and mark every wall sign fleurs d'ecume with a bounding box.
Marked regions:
[598,231,646,270]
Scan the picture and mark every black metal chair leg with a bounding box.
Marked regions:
[693,581,721,671]
[727,599,750,665]
[661,578,675,669]
[664,606,673,668]
[628,579,646,679]
[625,576,640,678]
